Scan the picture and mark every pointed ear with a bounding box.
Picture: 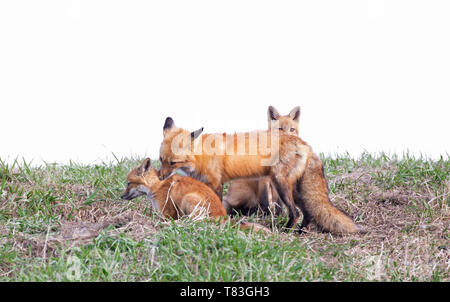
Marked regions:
[138,158,152,175]
[268,105,280,121]
[289,106,301,121]
[190,127,204,140]
[163,117,175,136]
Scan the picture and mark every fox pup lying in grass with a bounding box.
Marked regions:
[121,158,270,233]
[121,158,227,220]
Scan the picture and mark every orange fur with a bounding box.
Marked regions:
[223,105,361,234]
[294,153,361,234]
[223,106,300,215]
[121,158,271,233]
[223,177,281,215]
[159,117,312,230]
[122,158,226,220]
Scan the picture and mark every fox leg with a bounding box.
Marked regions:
[257,179,272,214]
[269,182,283,216]
[271,177,299,230]
[293,186,312,231]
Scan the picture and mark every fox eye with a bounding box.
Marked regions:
[278,127,283,131]
[169,161,176,166]
[290,128,295,132]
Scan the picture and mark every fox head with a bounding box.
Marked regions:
[267,105,300,136]
[159,117,203,180]
[121,158,160,200]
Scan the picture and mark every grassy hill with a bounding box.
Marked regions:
[0,153,448,281]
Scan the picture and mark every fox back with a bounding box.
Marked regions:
[159,117,310,191]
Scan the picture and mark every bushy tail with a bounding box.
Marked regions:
[295,154,362,234]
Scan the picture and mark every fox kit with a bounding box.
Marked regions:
[230,106,363,234]
[223,106,360,235]
[121,158,227,220]
[121,158,271,233]
[158,116,312,230]
[223,106,300,215]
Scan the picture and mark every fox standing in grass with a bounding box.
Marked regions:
[158,116,312,230]
[223,105,300,215]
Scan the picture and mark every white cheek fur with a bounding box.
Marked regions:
[138,185,160,211]
[137,185,151,195]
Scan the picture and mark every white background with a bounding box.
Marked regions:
[0,0,449,165]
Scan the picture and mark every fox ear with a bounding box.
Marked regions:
[143,158,152,172]
[289,106,300,121]
[191,127,204,140]
[138,158,152,175]
[268,106,280,121]
[163,117,175,136]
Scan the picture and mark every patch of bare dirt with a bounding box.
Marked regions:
[7,211,159,258]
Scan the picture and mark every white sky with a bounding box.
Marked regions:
[0,0,449,165]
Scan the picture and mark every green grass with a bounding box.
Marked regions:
[0,153,448,281]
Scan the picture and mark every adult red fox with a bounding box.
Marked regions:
[223,106,300,215]
[158,116,312,230]
[121,158,270,233]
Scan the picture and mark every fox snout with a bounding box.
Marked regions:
[121,187,140,200]
[121,191,132,200]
